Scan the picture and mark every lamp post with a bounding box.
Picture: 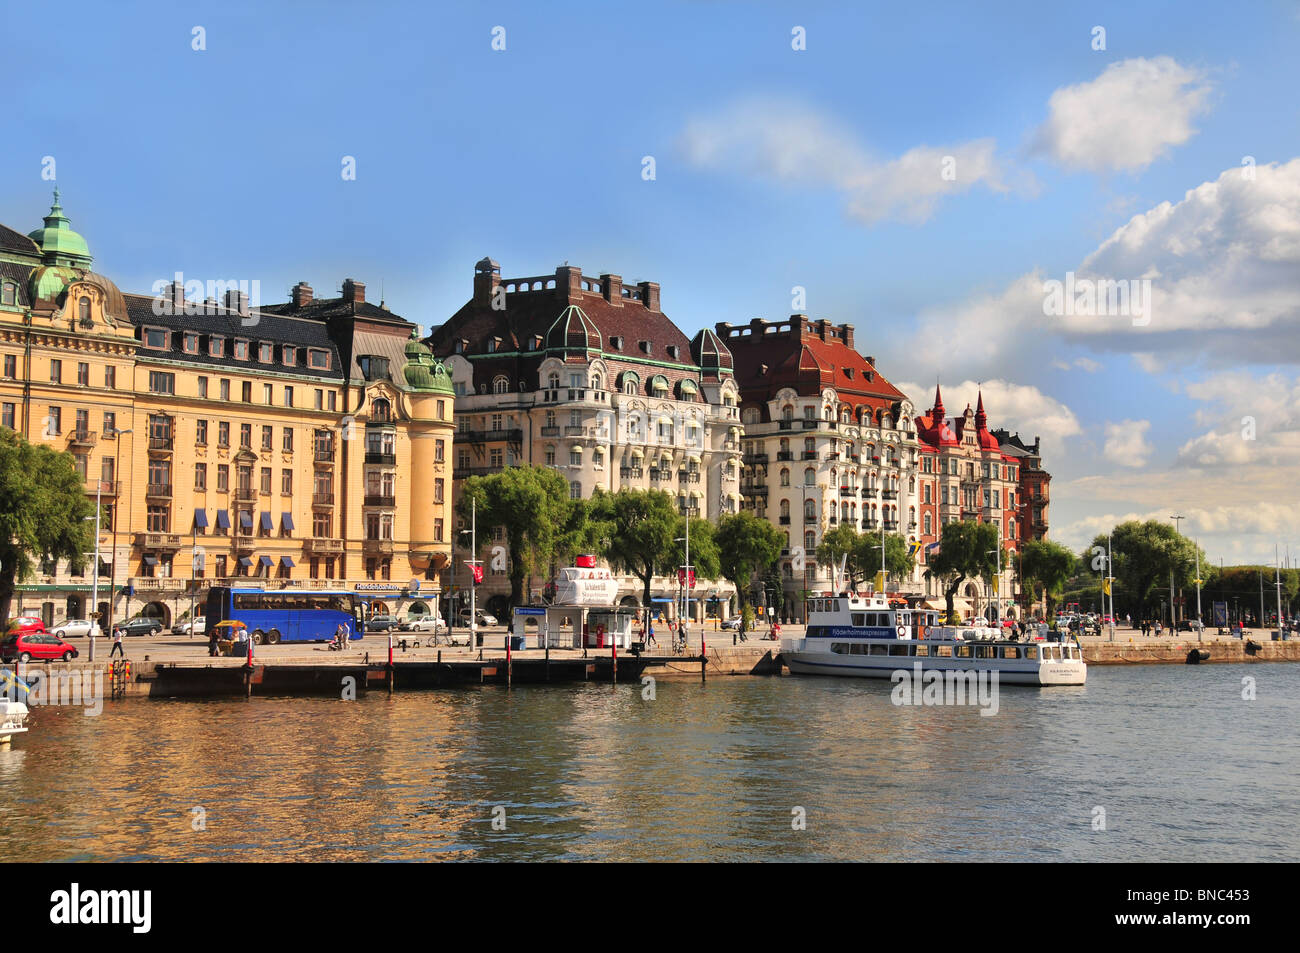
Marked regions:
[1107,532,1116,642]
[986,546,1002,624]
[468,497,477,648]
[85,481,103,662]
[105,428,132,641]
[1170,515,1184,625]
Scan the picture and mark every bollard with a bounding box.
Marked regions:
[387,634,394,694]
[505,635,512,689]
[612,636,618,685]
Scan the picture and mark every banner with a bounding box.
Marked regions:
[677,569,696,589]
[466,561,483,584]
[1103,578,1112,596]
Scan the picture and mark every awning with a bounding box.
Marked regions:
[679,379,698,394]
[630,448,644,458]
[216,509,231,529]
[194,509,209,529]
[238,557,253,568]
[259,555,273,568]
[281,512,295,533]
[239,511,253,529]
[658,415,673,427]
[570,444,583,453]
[280,556,295,568]
[259,512,273,532]
[142,555,158,566]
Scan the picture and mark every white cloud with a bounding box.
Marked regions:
[1033,57,1212,173]
[896,378,1082,461]
[678,98,1016,224]
[1103,419,1154,467]
[1176,370,1300,467]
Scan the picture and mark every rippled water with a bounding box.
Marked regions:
[2,664,1297,861]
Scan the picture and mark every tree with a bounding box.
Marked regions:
[456,466,574,609]
[1086,520,1204,620]
[0,428,94,621]
[923,520,1000,621]
[816,526,913,591]
[589,489,678,607]
[716,512,784,609]
[1018,539,1076,618]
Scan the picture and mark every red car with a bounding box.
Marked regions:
[5,616,46,635]
[0,631,79,663]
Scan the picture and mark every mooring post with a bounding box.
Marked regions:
[545,644,550,682]
[387,634,394,694]
[701,651,707,683]
[437,649,442,686]
[505,635,512,688]
[612,635,617,685]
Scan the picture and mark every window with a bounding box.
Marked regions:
[216,378,228,401]
[260,467,272,494]
[149,371,175,394]
[328,392,337,412]
[103,411,115,436]
[258,342,273,363]
[104,365,115,389]
[434,479,444,504]
[263,383,273,404]
[183,332,199,354]
[308,349,330,370]
[147,505,170,532]
[570,481,581,500]
[435,440,444,463]
[281,469,293,495]
[570,448,582,466]
[434,518,444,542]
[47,406,62,434]
[195,463,207,491]
[490,448,503,468]
[77,362,89,386]
[1,283,15,306]
[240,423,252,448]
[313,512,332,538]
[545,445,556,467]
[804,468,815,486]
[261,426,273,451]
[234,340,249,360]
[215,421,229,448]
[1,403,14,430]
[196,420,208,445]
[143,328,168,349]
[2,355,14,379]
[282,428,294,452]
[284,386,293,408]
[493,376,509,394]
[198,377,208,399]
[241,381,252,402]
[314,389,324,410]
[282,345,295,366]
[50,359,62,384]
[209,336,225,358]
[217,465,229,492]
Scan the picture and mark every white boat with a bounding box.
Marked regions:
[0,700,29,744]
[781,593,1086,686]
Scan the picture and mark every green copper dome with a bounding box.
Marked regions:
[27,189,93,268]
[403,330,455,395]
[29,264,80,302]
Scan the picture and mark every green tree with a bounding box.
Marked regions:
[589,488,678,607]
[924,520,1000,621]
[1086,520,1204,620]
[816,526,913,590]
[673,515,720,591]
[0,428,94,621]
[716,512,784,609]
[457,466,574,609]
[1018,539,1077,618]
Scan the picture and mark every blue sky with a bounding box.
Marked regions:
[6,0,1300,564]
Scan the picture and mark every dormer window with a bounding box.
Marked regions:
[609,336,623,351]
[487,337,501,353]
[666,345,679,360]
[209,336,225,357]
[78,296,92,324]
[454,339,467,354]
[183,332,200,354]
[143,327,169,350]
[308,348,331,370]
[258,342,274,363]
[234,339,250,360]
[1,282,16,306]
[639,340,652,355]
[282,345,295,366]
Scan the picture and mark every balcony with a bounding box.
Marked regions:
[648,469,668,482]
[312,492,335,507]
[145,483,172,500]
[135,533,182,550]
[235,487,258,502]
[304,537,345,555]
[779,516,791,525]
[741,483,768,496]
[802,452,818,460]
[776,451,794,462]
[865,520,879,530]
[455,429,523,444]
[882,489,898,500]
[68,429,97,448]
[883,521,899,531]
[365,451,397,466]
[85,479,119,497]
[540,426,561,437]
[620,467,644,479]
[563,425,589,437]
[148,435,174,453]
[363,494,396,508]
[362,538,394,554]
[677,471,700,484]
[453,465,500,478]
[778,421,793,431]
[233,535,256,552]
[678,506,700,518]
[314,447,335,463]
[743,453,769,465]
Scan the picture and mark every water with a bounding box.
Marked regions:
[2,665,1297,861]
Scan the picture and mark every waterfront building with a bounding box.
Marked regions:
[991,429,1051,543]
[428,258,739,621]
[720,316,922,620]
[0,193,455,630]
[913,387,1023,620]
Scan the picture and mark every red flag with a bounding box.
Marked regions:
[677,569,696,589]
[467,562,483,584]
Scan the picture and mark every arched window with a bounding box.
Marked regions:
[742,407,761,425]
[804,499,816,521]
[492,375,509,394]
[548,372,560,390]
[924,513,932,535]
[0,282,16,306]
[780,468,790,487]
[780,499,790,518]
[371,398,392,422]
[803,467,815,485]
[782,405,794,421]
[78,296,91,323]
[804,530,816,552]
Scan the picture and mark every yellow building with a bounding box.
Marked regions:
[0,192,455,630]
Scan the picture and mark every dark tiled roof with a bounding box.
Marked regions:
[123,293,345,380]
[0,261,35,307]
[0,223,39,258]
[260,297,402,325]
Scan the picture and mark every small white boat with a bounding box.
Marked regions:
[782,593,1087,686]
[0,700,29,744]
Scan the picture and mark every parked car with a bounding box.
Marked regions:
[51,619,102,639]
[5,616,46,636]
[364,615,403,632]
[720,616,743,630]
[456,610,498,627]
[401,616,447,633]
[966,616,989,627]
[174,616,206,636]
[1,631,79,663]
[119,617,163,637]
[1176,619,1205,632]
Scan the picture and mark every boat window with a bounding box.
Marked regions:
[850,643,868,655]
[831,642,849,654]
[1066,645,1079,660]
[955,645,972,658]
[976,645,995,659]
[1025,645,1038,659]
[1043,646,1056,661]
[833,600,841,613]
[888,644,909,656]
[868,644,888,656]
[915,644,929,657]
[852,613,865,627]
[934,645,952,657]
[1001,646,1020,659]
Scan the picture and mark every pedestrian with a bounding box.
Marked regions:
[1154,620,1163,637]
[646,620,656,649]
[334,621,348,650]
[208,627,218,657]
[110,626,125,658]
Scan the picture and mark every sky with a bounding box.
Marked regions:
[4,0,1300,566]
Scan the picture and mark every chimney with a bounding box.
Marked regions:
[167,280,185,313]
[600,273,623,306]
[841,324,854,349]
[865,355,874,366]
[817,319,831,342]
[342,278,365,305]
[637,280,660,312]
[556,265,582,303]
[473,257,500,306]
[291,281,313,309]
[223,289,249,317]
[792,314,808,336]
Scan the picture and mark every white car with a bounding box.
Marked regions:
[966,616,989,627]
[174,617,206,636]
[402,616,447,633]
[51,619,102,639]
[457,610,498,627]
[720,617,743,630]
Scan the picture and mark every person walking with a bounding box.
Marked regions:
[646,619,657,649]
[110,626,125,658]
[1154,619,1163,638]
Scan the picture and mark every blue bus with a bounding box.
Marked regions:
[204,587,365,644]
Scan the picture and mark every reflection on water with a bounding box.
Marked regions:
[2,665,1297,861]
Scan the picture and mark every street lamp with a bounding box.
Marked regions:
[986,547,1002,624]
[1169,515,1184,625]
[104,428,132,642]
[84,483,104,662]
